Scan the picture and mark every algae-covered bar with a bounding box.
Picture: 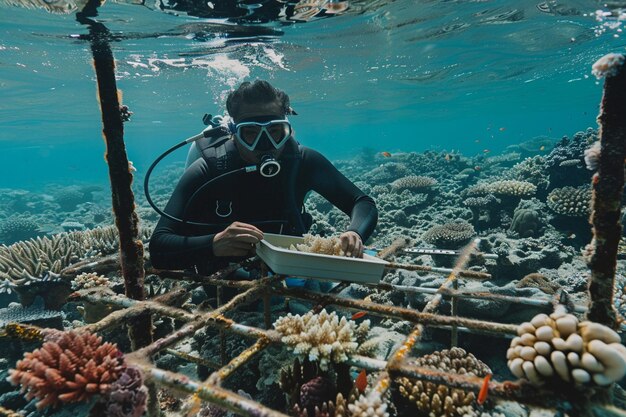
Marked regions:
[1,1,626,417]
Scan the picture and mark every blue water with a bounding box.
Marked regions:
[0,0,624,190]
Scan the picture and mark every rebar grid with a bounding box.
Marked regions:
[7,239,604,416]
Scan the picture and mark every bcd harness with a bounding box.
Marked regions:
[193,126,311,235]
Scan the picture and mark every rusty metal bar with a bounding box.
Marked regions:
[271,286,517,335]
[207,338,271,386]
[139,365,291,417]
[165,349,222,371]
[451,279,458,347]
[385,262,491,280]
[127,285,265,361]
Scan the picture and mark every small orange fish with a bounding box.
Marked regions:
[539,145,545,151]
[474,166,481,171]
[477,373,492,405]
[499,127,506,132]
[352,311,367,320]
[483,149,490,154]
[355,369,367,393]
[381,151,392,158]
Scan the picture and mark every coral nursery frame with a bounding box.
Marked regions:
[3,235,621,417]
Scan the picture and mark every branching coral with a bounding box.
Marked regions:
[292,234,345,256]
[0,225,152,282]
[72,272,111,290]
[8,330,126,409]
[507,306,626,385]
[92,366,148,417]
[273,309,370,370]
[546,186,591,217]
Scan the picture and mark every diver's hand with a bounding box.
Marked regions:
[212,222,264,257]
[340,231,363,258]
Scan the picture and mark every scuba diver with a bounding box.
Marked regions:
[148,80,378,276]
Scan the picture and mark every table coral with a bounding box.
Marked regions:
[273,309,370,370]
[391,176,438,193]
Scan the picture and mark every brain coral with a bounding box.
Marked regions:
[422,221,475,249]
[273,309,370,370]
[546,186,591,217]
[507,306,626,386]
[391,176,437,192]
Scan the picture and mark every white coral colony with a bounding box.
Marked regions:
[507,306,626,386]
[273,309,370,370]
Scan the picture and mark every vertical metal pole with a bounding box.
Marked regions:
[451,279,458,347]
[587,54,626,328]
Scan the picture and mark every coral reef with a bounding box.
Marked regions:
[508,208,540,238]
[422,221,475,249]
[273,309,370,370]
[544,129,596,189]
[348,394,388,417]
[466,180,537,199]
[507,306,626,385]
[8,330,125,409]
[546,186,591,217]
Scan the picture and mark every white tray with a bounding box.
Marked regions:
[256,233,388,284]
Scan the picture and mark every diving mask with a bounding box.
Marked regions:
[233,119,292,151]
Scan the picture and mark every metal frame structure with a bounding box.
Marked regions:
[3,237,620,417]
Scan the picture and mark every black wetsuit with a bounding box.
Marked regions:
[149,135,378,273]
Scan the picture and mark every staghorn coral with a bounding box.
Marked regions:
[8,330,125,409]
[0,225,152,282]
[422,221,475,249]
[395,348,491,417]
[546,186,591,217]
[273,309,370,370]
[390,176,437,193]
[72,272,111,290]
[0,216,42,245]
[292,234,344,256]
[507,306,626,386]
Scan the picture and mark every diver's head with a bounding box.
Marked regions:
[226,80,296,167]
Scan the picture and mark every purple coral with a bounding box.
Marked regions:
[93,366,148,417]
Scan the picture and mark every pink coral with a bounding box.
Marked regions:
[8,330,125,409]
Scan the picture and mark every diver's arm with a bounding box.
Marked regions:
[148,159,218,270]
[303,148,378,241]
